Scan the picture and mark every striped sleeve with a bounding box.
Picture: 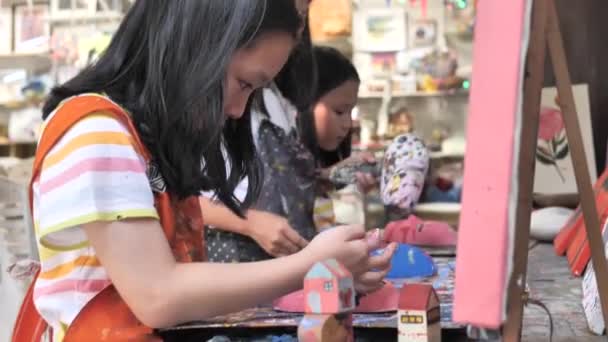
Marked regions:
[34,113,159,250]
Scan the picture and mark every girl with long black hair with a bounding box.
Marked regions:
[21,1,393,340]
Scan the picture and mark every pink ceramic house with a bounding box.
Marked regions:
[303,259,355,314]
[299,259,355,342]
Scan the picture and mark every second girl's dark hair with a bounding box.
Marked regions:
[298,46,360,168]
[273,20,318,113]
[42,0,302,216]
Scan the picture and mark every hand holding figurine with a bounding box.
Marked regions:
[304,226,395,294]
[354,172,378,194]
[305,225,368,271]
[355,229,396,294]
[338,151,376,168]
[326,152,380,192]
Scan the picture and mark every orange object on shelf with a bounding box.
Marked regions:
[308,0,352,42]
[553,168,608,276]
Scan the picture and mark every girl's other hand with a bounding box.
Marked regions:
[355,172,377,194]
[340,152,376,167]
[246,211,308,257]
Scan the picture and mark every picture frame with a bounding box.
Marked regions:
[14,4,51,53]
[533,84,596,195]
[352,8,407,53]
[50,0,95,20]
[0,8,12,54]
[371,52,397,76]
[50,0,124,22]
[410,18,438,47]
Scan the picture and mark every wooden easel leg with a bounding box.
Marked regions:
[545,0,608,331]
[503,0,549,340]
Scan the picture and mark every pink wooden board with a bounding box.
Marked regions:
[452,0,531,329]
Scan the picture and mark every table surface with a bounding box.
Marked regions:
[522,242,602,341]
[166,243,602,341]
[169,250,459,331]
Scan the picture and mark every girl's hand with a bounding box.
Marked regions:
[338,152,376,167]
[355,172,377,194]
[303,226,395,293]
[355,230,397,294]
[323,152,379,192]
[304,225,368,272]
[348,153,378,193]
[246,211,308,257]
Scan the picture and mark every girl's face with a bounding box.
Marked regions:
[223,32,295,119]
[313,79,359,151]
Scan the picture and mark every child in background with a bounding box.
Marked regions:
[298,46,378,230]
[204,11,320,263]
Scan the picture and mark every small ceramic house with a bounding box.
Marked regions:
[303,259,355,314]
[398,284,441,342]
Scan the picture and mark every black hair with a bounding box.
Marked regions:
[298,46,360,168]
[42,0,302,217]
[273,20,318,113]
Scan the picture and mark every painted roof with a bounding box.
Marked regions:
[305,259,351,280]
[398,283,440,311]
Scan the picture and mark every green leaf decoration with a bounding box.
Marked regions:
[555,131,567,146]
[536,152,555,165]
[538,145,552,157]
[537,149,553,160]
[555,144,570,160]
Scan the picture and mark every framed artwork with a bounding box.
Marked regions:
[410,19,437,47]
[0,9,12,54]
[533,84,596,195]
[353,9,407,52]
[14,4,50,53]
[50,0,123,22]
[371,52,397,76]
[50,0,95,19]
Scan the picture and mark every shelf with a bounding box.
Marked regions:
[0,100,31,111]
[429,151,465,159]
[359,89,470,99]
[48,12,123,23]
[0,53,52,73]
[0,140,37,146]
[1,0,49,7]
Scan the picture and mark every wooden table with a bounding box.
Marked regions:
[161,242,600,341]
[161,255,462,341]
[522,242,602,341]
